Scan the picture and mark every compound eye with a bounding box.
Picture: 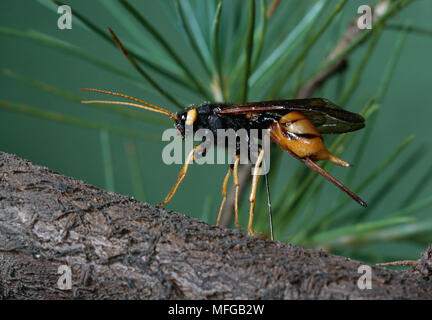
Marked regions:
[185,108,198,126]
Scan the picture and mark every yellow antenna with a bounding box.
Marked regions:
[81,88,178,121]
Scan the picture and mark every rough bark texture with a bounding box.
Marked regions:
[0,152,431,300]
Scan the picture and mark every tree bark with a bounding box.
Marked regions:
[0,151,431,299]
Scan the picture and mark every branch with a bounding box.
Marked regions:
[0,152,431,299]
[297,1,392,98]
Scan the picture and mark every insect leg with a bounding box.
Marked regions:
[248,148,265,236]
[216,165,233,226]
[233,155,242,232]
[263,158,274,241]
[158,145,202,207]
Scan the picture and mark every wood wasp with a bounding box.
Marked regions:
[81,29,367,238]
[82,90,367,237]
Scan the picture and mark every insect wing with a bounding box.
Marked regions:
[217,98,365,134]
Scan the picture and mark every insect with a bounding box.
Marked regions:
[82,90,367,237]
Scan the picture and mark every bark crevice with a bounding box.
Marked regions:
[0,152,430,299]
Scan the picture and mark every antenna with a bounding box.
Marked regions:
[81,88,178,121]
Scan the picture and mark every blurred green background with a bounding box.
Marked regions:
[0,0,431,264]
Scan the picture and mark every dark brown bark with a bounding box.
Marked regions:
[0,151,431,299]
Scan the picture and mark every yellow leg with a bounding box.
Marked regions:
[233,155,242,232]
[158,146,199,207]
[216,166,232,226]
[248,149,264,236]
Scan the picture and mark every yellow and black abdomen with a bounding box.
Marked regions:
[271,111,351,167]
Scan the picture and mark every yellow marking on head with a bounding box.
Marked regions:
[185,108,198,126]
